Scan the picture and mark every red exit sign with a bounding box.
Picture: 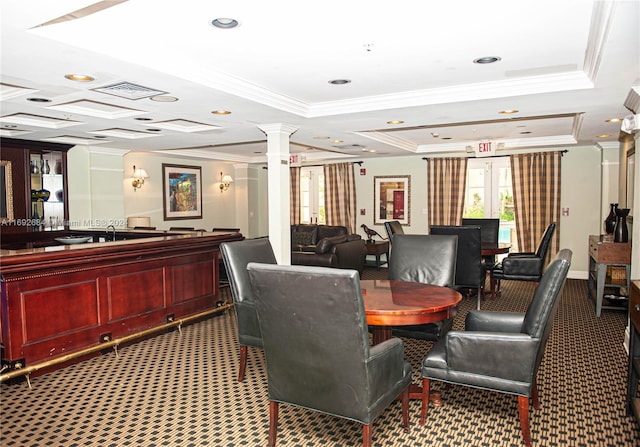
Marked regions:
[474,140,496,157]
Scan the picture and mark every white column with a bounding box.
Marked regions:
[257,123,298,265]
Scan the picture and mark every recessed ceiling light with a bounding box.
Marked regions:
[64,74,94,82]
[328,79,351,85]
[441,137,452,140]
[473,56,501,64]
[313,136,330,139]
[330,139,343,144]
[211,18,239,29]
[499,109,519,114]
[149,95,178,102]
[27,97,51,103]
[606,118,622,123]
[387,120,404,125]
[146,128,161,132]
[597,134,611,138]
[3,124,17,128]
[520,131,532,134]
[134,117,153,121]
[212,110,231,115]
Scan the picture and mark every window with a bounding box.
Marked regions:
[463,157,516,248]
[300,166,325,224]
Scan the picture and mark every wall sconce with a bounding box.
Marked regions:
[132,165,149,191]
[219,171,233,192]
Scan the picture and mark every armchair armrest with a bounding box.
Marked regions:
[507,252,536,257]
[334,238,366,272]
[465,310,525,332]
[501,255,543,276]
[367,337,408,389]
[445,331,537,381]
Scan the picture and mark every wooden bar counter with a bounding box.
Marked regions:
[0,229,242,375]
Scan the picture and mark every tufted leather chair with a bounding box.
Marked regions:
[430,225,485,309]
[388,234,458,342]
[421,249,572,447]
[490,223,556,298]
[384,220,404,246]
[247,263,411,447]
[220,238,277,382]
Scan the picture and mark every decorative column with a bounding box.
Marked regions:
[257,123,298,264]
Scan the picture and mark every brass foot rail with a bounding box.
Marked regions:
[0,303,234,387]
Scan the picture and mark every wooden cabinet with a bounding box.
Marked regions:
[627,281,640,424]
[0,138,70,234]
[587,235,631,317]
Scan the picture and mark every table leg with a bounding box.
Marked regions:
[596,262,606,317]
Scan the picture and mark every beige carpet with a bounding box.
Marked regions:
[1,269,639,446]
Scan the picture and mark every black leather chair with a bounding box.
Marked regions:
[247,263,411,447]
[169,226,195,231]
[430,225,485,309]
[388,234,458,342]
[490,223,556,298]
[462,217,500,266]
[219,238,277,382]
[420,249,572,447]
[384,220,404,246]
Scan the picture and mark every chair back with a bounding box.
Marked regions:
[384,220,404,244]
[388,234,457,287]
[430,225,484,289]
[246,263,374,419]
[462,218,500,247]
[535,222,556,259]
[220,238,277,348]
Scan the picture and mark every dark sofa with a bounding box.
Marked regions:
[290,224,366,273]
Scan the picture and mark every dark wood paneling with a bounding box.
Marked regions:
[170,259,215,304]
[107,268,165,321]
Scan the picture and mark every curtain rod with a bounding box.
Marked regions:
[421,149,568,161]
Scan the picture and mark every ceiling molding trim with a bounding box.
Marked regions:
[152,149,256,163]
[86,147,130,156]
[43,135,109,145]
[583,0,616,82]
[0,83,38,101]
[501,135,578,148]
[48,100,145,119]
[354,131,418,153]
[307,72,593,117]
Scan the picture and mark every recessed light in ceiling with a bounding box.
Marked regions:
[330,139,343,144]
[597,134,611,138]
[328,79,351,85]
[441,137,452,140]
[473,56,501,64]
[212,110,231,115]
[520,131,532,134]
[134,117,153,121]
[146,128,161,132]
[387,120,404,125]
[313,136,330,139]
[211,18,239,29]
[64,74,94,82]
[149,95,178,102]
[499,109,519,114]
[27,97,51,103]
[606,118,622,123]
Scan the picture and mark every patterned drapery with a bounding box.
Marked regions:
[324,163,357,233]
[289,166,301,225]
[426,157,468,227]
[510,151,561,258]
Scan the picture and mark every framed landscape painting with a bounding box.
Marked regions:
[162,164,202,220]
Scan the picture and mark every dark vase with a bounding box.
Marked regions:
[604,203,618,234]
[613,208,630,243]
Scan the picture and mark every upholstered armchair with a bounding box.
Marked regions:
[430,225,485,309]
[384,220,404,245]
[490,222,556,298]
[388,234,458,341]
[247,263,411,447]
[421,249,572,447]
[220,238,277,382]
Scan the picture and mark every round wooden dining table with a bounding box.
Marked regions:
[481,242,511,257]
[360,280,462,346]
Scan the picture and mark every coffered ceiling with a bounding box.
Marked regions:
[1,0,638,164]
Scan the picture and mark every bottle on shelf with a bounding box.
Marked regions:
[43,160,51,174]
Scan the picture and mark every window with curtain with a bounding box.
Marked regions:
[426,157,468,227]
[324,163,357,233]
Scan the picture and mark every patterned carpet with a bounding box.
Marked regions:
[1,268,639,447]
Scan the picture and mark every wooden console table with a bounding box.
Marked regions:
[587,235,631,317]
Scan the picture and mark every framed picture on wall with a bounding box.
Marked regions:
[162,164,202,220]
[373,175,410,225]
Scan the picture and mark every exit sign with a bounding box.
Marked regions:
[474,140,496,158]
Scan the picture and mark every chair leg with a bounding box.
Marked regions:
[531,379,541,410]
[238,345,248,382]
[518,395,532,447]
[268,401,279,447]
[402,385,410,432]
[420,377,431,426]
[362,423,372,447]
[476,287,482,310]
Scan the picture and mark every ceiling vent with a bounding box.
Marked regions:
[334,143,366,150]
[91,82,167,100]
